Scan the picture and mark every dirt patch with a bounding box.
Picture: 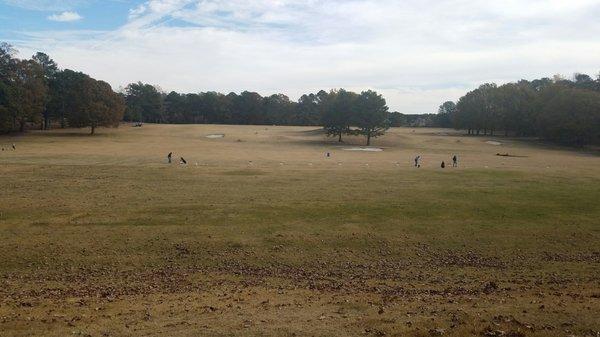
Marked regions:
[343,147,383,152]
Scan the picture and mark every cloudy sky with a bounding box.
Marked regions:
[1,0,599,113]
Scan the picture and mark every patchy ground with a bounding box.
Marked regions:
[0,125,599,336]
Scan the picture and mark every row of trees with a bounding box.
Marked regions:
[1,41,390,143]
[436,74,600,146]
[123,84,390,145]
[0,43,125,134]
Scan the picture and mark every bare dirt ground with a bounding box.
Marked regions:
[0,124,599,336]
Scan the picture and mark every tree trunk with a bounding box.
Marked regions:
[19,120,25,132]
[366,133,371,146]
[91,125,95,135]
[338,133,342,142]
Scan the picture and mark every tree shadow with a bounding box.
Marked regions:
[33,130,109,138]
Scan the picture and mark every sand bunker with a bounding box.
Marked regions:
[206,134,225,139]
[486,141,502,146]
[343,147,383,152]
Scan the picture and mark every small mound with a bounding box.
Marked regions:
[206,134,225,139]
[343,147,383,152]
[486,141,502,146]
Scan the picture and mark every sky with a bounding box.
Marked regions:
[1,0,600,113]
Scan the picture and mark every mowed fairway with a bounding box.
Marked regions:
[0,124,599,337]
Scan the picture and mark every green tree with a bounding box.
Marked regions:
[322,89,357,142]
[436,101,456,127]
[264,93,293,125]
[68,77,125,134]
[0,43,16,133]
[47,69,87,128]
[294,92,324,126]
[7,59,47,132]
[494,83,535,136]
[353,90,389,145]
[32,52,58,129]
[535,85,600,146]
[230,91,264,124]
[164,91,186,123]
[124,82,164,123]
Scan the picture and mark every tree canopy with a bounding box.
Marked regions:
[6,40,597,147]
[124,85,391,145]
[0,44,125,134]
[353,90,389,146]
[436,73,600,146]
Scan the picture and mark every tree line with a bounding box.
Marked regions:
[436,74,600,146]
[1,43,390,144]
[9,41,596,147]
[123,84,389,145]
[0,43,125,134]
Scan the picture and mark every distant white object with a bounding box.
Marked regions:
[206,134,225,139]
[486,141,502,146]
[343,147,383,152]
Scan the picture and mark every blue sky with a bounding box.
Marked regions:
[1,0,600,113]
[0,1,137,32]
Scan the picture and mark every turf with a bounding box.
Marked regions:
[0,125,599,336]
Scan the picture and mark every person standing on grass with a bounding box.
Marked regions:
[414,155,421,168]
[167,152,172,164]
[452,155,458,167]
[441,161,446,169]
[12,143,16,150]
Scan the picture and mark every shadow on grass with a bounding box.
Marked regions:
[30,130,112,138]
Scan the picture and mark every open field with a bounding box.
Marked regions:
[0,124,599,337]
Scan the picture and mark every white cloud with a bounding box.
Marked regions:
[47,11,83,22]
[13,0,600,113]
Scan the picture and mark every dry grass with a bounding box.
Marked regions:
[0,124,599,337]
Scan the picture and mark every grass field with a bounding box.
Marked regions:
[0,124,599,337]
